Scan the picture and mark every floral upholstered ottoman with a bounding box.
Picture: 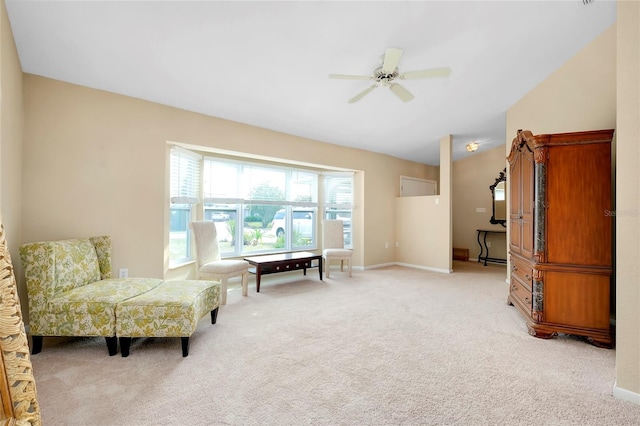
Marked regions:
[115,280,220,357]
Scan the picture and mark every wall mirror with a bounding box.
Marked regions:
[490,168,506,227]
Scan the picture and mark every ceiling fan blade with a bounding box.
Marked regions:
[382,47,403,74]
[329,74,373,80]
[348,85,376,103]
[389,83,414,102]
[400,67,452,80]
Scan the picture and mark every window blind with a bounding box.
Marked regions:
[323,172,354,208]
[170,146,202,204]
[203,157,318,205]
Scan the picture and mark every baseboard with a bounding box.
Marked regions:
[395,262,452,274]
[364,262,396,270]
[613,381,640,404]
[362,262,452,273]
[325,265,364,272]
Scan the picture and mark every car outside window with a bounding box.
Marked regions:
[271,209,314,241]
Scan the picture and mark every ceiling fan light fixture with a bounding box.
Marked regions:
[466,142,479,152]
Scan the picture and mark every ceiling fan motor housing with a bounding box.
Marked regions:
[374,67,399,82]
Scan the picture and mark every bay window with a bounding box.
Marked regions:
[169,145,354,261]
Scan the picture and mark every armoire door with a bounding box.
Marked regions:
[509,145,534,260]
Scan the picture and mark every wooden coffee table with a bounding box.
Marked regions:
[243,251,323,292]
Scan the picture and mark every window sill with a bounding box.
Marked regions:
[169,260,195,270]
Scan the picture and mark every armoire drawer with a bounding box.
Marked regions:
[510,277,532,310]
[510,257,533,291]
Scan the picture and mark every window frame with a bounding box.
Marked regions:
[323,172,354,249]
[169,146,202,266]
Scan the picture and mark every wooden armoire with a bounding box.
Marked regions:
[507,129,614,348]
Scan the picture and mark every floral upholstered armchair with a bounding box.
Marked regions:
[20,236,162,356]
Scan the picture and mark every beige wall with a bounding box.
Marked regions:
[21,75,436,284]
[506,19,640,402]
[0,0,24,309]
[507,24,616,136]
[615,1,640,401]
[395,135,452,272]
[452,145,508,262]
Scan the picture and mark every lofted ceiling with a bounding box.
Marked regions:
[5,1,616,165]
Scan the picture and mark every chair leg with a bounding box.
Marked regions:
[31,336,43,354]
[241,272,248,297]
[326,259,331,278]
[348,258,352,277]
[340,260,344,272]
[120,337,131,357]
[106,336,118,356]
[181,337,190,357]
[211,307,219,324]
[221,278,228,305]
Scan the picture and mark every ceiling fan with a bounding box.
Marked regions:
[329,47,451,103]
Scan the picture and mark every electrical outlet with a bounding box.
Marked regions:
[119,268,128,278]
[385,242,389,249]
[395,242,400,248]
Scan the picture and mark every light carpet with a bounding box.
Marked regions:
[29,261,640,425]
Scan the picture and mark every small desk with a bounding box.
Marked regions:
[476,229,507,266]
[244,252,323,292]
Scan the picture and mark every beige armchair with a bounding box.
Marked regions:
[190,221,249,305]
[322,219,353,278]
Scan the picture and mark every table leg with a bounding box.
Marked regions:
[476,230,484,264]
[482,232,489,266]
[319,257,323,281]
[256,265,262,292]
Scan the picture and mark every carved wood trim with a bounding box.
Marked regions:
[507,129,535,164]
[534,147,547,164]
[533,269,544,281]
[530,129,615,148]
[531,310,544,322]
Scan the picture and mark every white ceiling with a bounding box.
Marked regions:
[5,1,616,165]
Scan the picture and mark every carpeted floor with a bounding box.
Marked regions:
[29,261,640,425]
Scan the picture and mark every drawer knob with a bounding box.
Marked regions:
[511,265,518,272]
[524,274,531,281]
[511,284,517,291]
